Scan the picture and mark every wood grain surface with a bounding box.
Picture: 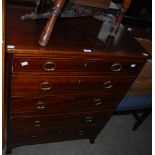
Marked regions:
[5,3,149,153]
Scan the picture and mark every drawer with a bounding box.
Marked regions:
[66,111,112,127]
[9,126,101,147]
[11,75,134,96]
[10,114,66,131]
[10,93,120,116]
[9,128,66,147]
[10,95,72,116]
[60,126,101,140]
[68,94,120,113]
[13,57,143,75]
[10,111,111,133]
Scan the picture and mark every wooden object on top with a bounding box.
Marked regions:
[39,0,66,46]
[110,0,132,36]
[39,0,132,46]
[6,4,147,61]
[122,0,132,9]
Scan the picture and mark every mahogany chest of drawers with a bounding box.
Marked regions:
[5,4,149,153]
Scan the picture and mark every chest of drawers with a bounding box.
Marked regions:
[5,4,149,153]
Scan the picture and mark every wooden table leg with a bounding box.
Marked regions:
[132,109,151,131]
[110,0,132,36]
[39,0,66,46]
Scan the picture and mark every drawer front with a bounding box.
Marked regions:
[13,57,143,75]
[68,95,120,113]
[10,111,111,131]
[11,75,134,96]
[9,129,65,147]
[9,126,101,147]
[66,111,112,127]
[10,94,120,116]
[10,95,72,116]
[10,114,65,131]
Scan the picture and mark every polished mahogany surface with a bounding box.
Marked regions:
[6,5,147,60]
[5,3,149,153]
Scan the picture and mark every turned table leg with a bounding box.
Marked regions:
[132,109,151,131]
[39,0,66,46]
[6,147,12,154]
[110,0,132,36]
[89,138,95,144]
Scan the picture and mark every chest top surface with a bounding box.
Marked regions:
[6,4,149,60]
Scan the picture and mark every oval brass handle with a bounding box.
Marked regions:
[34,120,41,127]
[85,116,93,123]
[36,101,45,109]
[40,81,52,91]
[79,130,85,136]
[31,134,38,139]
[57,129,62,135]
[94,102,103,106]
[103,81,113,89]
[43,61,56,71]
[94,99,103,106]
[69,96,75,102]
[111,63,122,72]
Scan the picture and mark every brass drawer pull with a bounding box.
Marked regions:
[40,81,52,91]
[94,102,103,106]
[77,80,81,83]
[103,81,113,89]
[31,134,38,139]
[79,130,85,136]
[111,63,122,72]
[69,96,75,102]
[85,116,93,123]
[43,61,56,71]
[57,129,62,135]
[34,120,41,127]
[36,101,45,109]
[94,99,103,106]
